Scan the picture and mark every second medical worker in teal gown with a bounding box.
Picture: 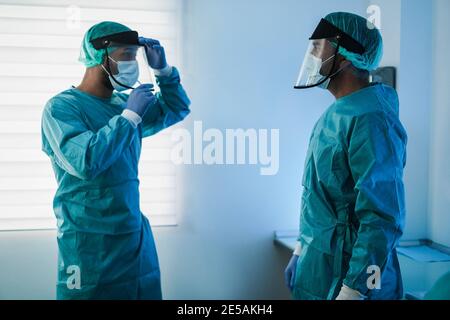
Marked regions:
[41,22,190,299]
[284,12,407,300]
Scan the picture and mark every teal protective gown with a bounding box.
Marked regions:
[41,68,190,299]
[293,83,407,300]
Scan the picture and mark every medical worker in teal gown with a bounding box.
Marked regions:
[41,22,190,299]
[284,12,407,300]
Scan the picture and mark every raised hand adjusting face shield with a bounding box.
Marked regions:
[90,31,154,91]
[294,19,366,89]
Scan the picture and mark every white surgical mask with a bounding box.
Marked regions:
[103,57,140,92]
[318,76,331,90]
[303,54,337,90]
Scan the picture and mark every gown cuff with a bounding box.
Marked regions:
[293,241,302,256]
[153,65,173,77]
[335,284,366,300]
[121,109,142,128]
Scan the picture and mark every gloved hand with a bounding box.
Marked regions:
[284,254,299,292]
[335,285,365,300]
[138,37,167,69]
[126,84,156,117]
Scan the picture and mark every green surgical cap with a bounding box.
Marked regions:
[325,12,383,71]
[79,21,132,68]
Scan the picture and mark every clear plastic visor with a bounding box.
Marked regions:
[294,39,338,88]
[105,42,155,90]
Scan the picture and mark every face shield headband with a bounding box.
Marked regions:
[90,31,146,91]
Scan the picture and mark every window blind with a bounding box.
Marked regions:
[0,0,183,230]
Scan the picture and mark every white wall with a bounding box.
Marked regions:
[369,0,402,67]
[0,230,57,299]
[429,0,450,247]
[398,0,433,240]
[155,0,371,299]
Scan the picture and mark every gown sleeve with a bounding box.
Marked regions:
[42,97,137,180]
[343,111,406,295]
[140,67,191,138]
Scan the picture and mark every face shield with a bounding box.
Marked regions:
[295,39,339,89]
[90,31,155,92]
[294,19,366,90]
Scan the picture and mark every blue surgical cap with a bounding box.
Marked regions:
[79,21,132,68]
[325,12,383,71]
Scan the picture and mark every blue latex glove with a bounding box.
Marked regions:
[126,84,156,117]
[284,255,299,292]
[138,37,168,69]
